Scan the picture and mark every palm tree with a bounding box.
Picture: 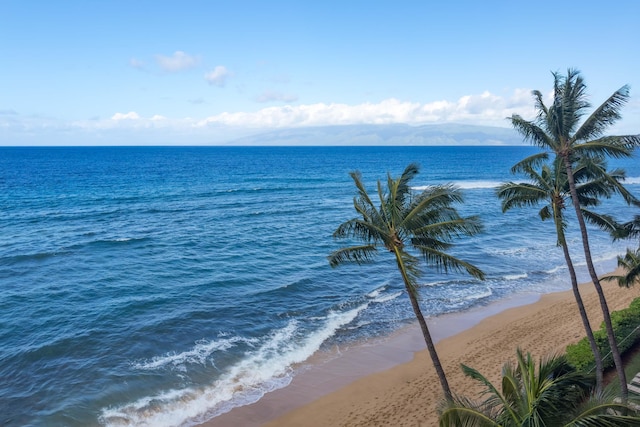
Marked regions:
[605,202,640,287]
[605,248,640,288]
[497,156,631,392]
[328,163,485,400]
[509,69,640,400]
[439,349,640,426]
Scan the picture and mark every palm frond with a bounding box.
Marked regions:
[616,213,640,240]
[497,182,549,212]
[332,218,387,243]
[539,205,554,222]
[349,170,377,212]
[602,248,640,288]
[328,245,378,267]
[580,209,621,234]
[550,69,590,139]
[413,245,485,279]
[461,364,518,423]
[377,178,391,226]
[568,391,640,427]
[412,216,483,242]
[574,84,631,142]
[510,115,557,150]
[573,136,640,159]
[396,162,419,202]
[438,398,502,427]
[510,151,549,174]
[532,89,549,119]
[403,184,465,224]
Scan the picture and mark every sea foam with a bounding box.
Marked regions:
[100,305,368,427]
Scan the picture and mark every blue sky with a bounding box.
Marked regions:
[2,0,639,145]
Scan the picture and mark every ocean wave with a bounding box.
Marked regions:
[434,285,494,309]
[453,180,502,189]
[132,337,253,371]
[545,264,566,274]
[365,285,402,304]
[461,286,493,301]
[370,291,402,304]
[366,286,386,299]
[0,250,72,266]
[412,180,501,191]
[422,280,448,287]
[503,273,528,281]
[624,176,640,184]
[100,306,367,427]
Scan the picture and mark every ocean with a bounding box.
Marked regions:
[1,146,638,427]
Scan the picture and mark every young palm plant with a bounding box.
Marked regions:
[328,163,485,400]
[497,155,634,393]
[439,349,640,426]
[509,69,640,400]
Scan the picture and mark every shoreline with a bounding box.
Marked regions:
[202,270,640,426]
[204,292,541,427]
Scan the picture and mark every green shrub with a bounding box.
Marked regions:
[566,297,640,372]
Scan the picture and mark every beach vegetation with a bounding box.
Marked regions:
[509,68,640,400]
[438,349,640,426]
[497,155,631,392]
[328,163,485,401]
[567,297,640,372]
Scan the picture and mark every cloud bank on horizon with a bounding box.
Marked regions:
[0,90,544,145]
[1,1,639,145]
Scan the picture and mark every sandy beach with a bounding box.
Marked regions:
[205,272,640,427]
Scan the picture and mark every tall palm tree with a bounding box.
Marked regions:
[509,69,640,399]
[497,156,631,392]
[328,163,485,400]
[439,349,640,426]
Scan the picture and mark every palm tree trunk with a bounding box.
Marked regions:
[563,155,628,400]
[408,289,452,399]
[393,249,452,400]
[559,238,604,392]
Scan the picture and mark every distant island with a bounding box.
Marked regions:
[224,123,525,146]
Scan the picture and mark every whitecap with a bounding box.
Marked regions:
[371,291,402,304]
[503,273,528,281]
[624,176,640,184]
[132,336,252,371]
[545,264,565,274]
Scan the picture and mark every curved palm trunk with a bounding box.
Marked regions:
[393,248,452,401]
[563,156,628,400]
[553,199,604,391]
[558,236,604,392]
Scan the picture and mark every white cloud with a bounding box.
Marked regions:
[111,112,141,120]
[0,90,543,145]
[155,51,200,72]
[196,92,536,129]
[204,66,230,86]
[255,90,298,103]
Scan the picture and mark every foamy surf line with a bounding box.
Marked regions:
[99,306,370,427]
[202,291,544,427]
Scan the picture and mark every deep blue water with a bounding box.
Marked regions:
[1,146,638,426]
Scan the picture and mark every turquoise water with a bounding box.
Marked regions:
[1,146,638,426]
